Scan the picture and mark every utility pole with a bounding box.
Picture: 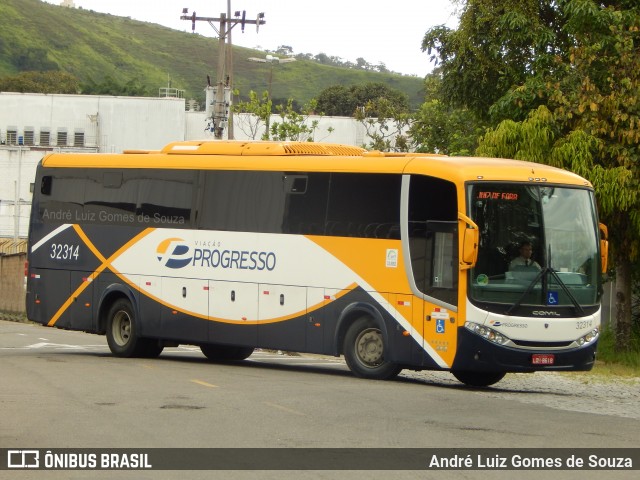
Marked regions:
[247,55,296,133]
[181,6,265,140]
[225,1,234,140]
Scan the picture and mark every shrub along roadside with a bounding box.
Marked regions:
[595,327,640,377]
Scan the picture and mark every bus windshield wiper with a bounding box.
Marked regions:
[547,268,584,315]
[506,268,545,316]
[506,267,584,316]
[546,242,584,314]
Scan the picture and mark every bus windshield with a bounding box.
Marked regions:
[468,183,600,311]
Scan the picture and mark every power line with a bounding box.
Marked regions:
[181,5,265,139]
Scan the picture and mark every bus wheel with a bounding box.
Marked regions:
[343,317,401,380]
[106,299,143,357]
[452,370,506,387]
[139,339,164,358]
[200,344,254,361]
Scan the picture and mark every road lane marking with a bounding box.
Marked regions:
[24,342,92,350]
[264,402,306,416]
[191,379,218,388]
[0,342,106,350]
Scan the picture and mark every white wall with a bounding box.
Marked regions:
[0,92,186,153]
[0,147,42,238]
[186,111,367,146]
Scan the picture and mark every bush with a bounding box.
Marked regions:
[597,326,640,370]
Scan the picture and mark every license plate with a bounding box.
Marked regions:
[532,353,555,365]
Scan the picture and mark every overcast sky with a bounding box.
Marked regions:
[43,0,458,77]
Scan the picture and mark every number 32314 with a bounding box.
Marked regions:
[50,243,80,261]
[576,320,593,329]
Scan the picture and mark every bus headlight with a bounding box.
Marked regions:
[465,322,511,345]
[576,327,599,346]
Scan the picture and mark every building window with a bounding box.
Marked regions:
[40,129,50,146]
[57,129,68,147]
[6,127,17,145]
[74,129,85,147]
[24,128,35,146]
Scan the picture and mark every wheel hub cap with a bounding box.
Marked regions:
[356,328,383,366]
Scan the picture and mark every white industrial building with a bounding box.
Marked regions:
[0,91,368,238]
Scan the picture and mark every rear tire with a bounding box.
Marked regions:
[105,298,146,357]
[343,317,402,380]
[452,370,506,387]
[138,339,164,358]
[200,344,254,361]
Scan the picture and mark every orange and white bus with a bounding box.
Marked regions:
[25,141,607,386]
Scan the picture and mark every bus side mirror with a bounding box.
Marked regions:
[459,213,479,270]
[599,223,608,273]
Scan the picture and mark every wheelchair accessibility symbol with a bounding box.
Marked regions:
[436,319,446,334]
[547,291,559,305]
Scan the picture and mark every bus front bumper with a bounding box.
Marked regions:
[451,327,598,373]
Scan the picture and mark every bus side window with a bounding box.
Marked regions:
[38,170,86,223]
[41,176,52,195]
[408,175,458,305]
[283,173,329,235]
[326,173,401,239]
[133,170,194,225]
[103,171,123,188]
[199,171,286,233]
[283,175,308,194]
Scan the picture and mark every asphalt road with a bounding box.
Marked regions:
[0,319,638,480]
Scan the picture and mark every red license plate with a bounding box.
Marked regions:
[532,353,555,365]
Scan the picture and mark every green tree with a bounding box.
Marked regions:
[410,99,483,155]
[232,90,272,140]
[0,71,79,93]
[315,82,409,117]
[422,0,571,123]
[355,97,414,152]
[268,98,333,142]
[409,73,485,155]
[11,47,59,71]
[314,53,331,65]
[81,76,149,96]
[472,0,639,351]
[315,85,353,116]
[233,92,333,141]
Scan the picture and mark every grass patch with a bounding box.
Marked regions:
[592,361,640,378]
[594,326,640,377]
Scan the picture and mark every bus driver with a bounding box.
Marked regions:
[509,241,541,271]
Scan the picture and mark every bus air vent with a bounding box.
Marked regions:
[281,143,366,156]
[162,141,366,157]
[511,340,573,348]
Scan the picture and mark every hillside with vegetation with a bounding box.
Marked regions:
[0,0,426,108]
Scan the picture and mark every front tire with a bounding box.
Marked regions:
[106,298,146,357]
[343,317,402,380]
[200,344,254,361]
[452,370,506,387]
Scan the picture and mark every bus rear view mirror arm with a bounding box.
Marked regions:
[599,223,608,274]
[459,212,479,270]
